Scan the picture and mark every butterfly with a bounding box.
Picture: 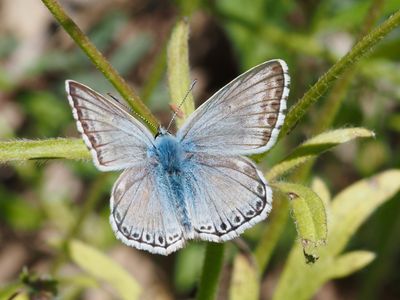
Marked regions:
[66,59,290,255]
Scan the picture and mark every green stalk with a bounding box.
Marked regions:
[313,0,385,135]
[196,244,225,300]
[41,0,158,132]
[254,3,393,274]
[292,0,385,181]
[165,19,225,300]
[280,9,400,138]
[0,138,89,162]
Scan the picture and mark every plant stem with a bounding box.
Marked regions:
[0,138,89,162]
[196,244,225,300]
[254,3,391,275]
[280,9,400,138]
[41,0,158,132]
[292,0,385,182]
[313,0,385,135]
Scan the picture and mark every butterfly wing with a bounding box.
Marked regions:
[184,153,272,241]
[177,59,289,155]
[66,80,154,171]
[110,164,185,255]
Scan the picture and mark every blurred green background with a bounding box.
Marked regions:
[0,0,399,299]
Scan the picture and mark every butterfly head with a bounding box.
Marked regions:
[155,126,171,139]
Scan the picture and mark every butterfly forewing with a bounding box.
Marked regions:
[177,59,289,155]
[183,153,272,241]
[66,80,154,171]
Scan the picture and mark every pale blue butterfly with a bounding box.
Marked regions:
[66,59,290,255]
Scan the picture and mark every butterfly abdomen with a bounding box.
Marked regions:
[150,134,192,232]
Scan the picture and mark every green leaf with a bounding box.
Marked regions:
[229,254,259,300]
[328,251,376,279]
[0,282,23,300]
[267,127,374,180]
[273,170,400,300]
[328,169,400,255]
[0,138,90,162]
[274,182,327,260]
[69,240,141,300]
[167,19,195,128]
[311,177,331,207]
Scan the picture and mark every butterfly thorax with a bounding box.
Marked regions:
[150,133,184,174]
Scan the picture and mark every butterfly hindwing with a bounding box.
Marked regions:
[177,59,289,155]
[110,165,186,255]
[66,80,154,171]
[184,153,272,241]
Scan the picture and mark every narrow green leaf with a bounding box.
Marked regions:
[328,169,400,255]
[11,292,29,300]
[274,182,327,259]
[311,177,331,207]
[273,169,400,300]
[267,127,374,180]
[229,254,259,300]
[0,282,23,300]
[69,240,141,300]
[167,19,195,127]
[0,138,90,162]
[329,251,376,279]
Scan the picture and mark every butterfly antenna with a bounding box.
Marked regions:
[107,93,159,132]
[166,79,197,132]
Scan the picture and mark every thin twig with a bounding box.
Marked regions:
[280,9,400,138]
[41,0,158,132]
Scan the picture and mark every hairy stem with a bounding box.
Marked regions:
[0,138,89,162]
[255,4,394,275]
[293,0,385,181]
[280,9,400,138]
[41,0,158,132]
